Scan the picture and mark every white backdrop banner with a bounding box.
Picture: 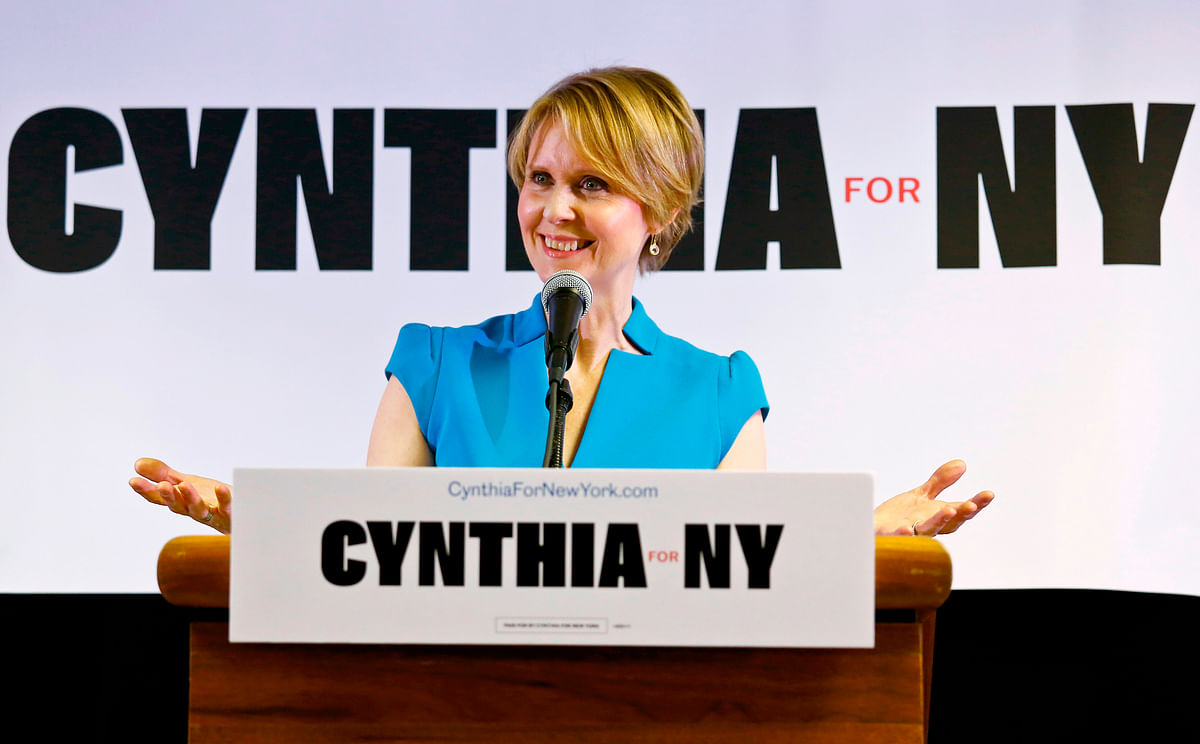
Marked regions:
[1,1,1197,595]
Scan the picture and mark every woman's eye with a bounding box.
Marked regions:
[580,176,607,192]
[530,172,551,185]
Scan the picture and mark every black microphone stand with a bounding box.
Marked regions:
[542,377,573,468]
[542,315,579,468]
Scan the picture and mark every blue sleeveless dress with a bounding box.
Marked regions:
[386,296,768,468]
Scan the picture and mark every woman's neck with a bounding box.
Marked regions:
[574,289,637,370]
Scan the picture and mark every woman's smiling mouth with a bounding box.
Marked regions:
[541,234,595,253]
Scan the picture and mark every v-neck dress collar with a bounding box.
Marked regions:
[510,294,661,355]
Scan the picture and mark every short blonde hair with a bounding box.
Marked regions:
[507,67,704,272]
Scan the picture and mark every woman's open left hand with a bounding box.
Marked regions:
[129,458,232,535]
[873,459,994,536]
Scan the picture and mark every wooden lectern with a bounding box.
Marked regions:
[159,535,950,743]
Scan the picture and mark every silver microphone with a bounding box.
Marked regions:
[540,270,593,380]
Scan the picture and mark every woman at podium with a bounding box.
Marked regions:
[129,67,992,539]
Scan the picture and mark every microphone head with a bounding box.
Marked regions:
[541,270,593,317]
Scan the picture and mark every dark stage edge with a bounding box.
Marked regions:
[3,589,1196,742]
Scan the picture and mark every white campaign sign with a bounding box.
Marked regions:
[230,469,874,647]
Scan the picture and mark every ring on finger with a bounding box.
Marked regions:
[200,511,215,524]
[912,521,920,536]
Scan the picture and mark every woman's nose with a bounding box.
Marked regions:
[544,186,576,222]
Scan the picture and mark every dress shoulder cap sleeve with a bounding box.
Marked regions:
[384,323,445,433]
[716,350,770,456]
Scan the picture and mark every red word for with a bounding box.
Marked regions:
[844,177,920,203]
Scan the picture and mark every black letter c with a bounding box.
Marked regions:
[8,108,123,272]
[321,520,368,586]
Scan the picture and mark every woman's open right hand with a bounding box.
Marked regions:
[129,458,232,534]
